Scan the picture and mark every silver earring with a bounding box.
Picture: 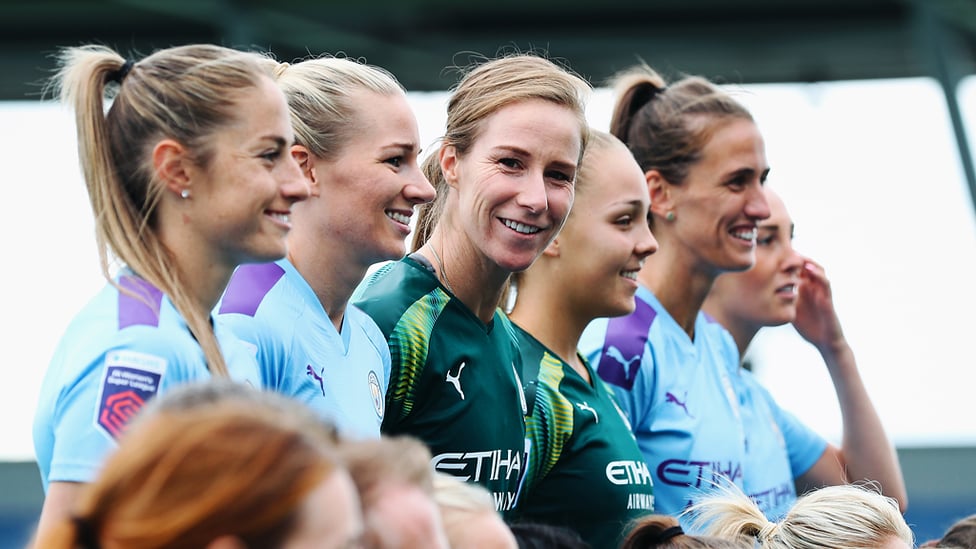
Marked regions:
[180,189,191,199]
[665,210,675,221]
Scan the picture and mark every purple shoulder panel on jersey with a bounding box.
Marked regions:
[118,275,165,330]
[218,262,286,317]
[596,297,657,390]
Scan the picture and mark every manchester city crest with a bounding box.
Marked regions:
[368,370,384,419]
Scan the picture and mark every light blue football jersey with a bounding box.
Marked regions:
[33,272,260,491]
[579,284,826,523]
[218,259,390,439]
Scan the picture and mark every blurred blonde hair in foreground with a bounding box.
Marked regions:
[687,482,913,549]
[433,473,518,549]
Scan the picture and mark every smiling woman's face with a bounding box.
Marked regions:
[708,188,803,328]
[443,98,582,274]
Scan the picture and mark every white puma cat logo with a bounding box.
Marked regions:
[605,345,640,379]
[446,361,466,400]
[576,401,599,423]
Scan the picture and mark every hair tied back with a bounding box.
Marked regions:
[107,59,135,84]
[628,81,666,117]
[757,521,780,544]
[654,525,684,543]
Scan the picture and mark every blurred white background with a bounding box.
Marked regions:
[2,76,975,460]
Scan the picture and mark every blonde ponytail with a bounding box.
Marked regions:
[54,44,273,376]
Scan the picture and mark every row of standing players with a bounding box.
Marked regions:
[31,43,908,548]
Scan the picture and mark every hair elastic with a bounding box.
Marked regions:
[655,525,684,543]
[108,59,135,84]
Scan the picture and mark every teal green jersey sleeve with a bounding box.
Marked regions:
[513,325,654,547]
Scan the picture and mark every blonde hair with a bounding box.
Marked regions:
[432,472,496,513]
[269,56,405,161]
[34,392,345,548]
[688,484,913,549]
[412,53,591,250]
[570,129,624,199]
[52,44,274,376]
[339,435,436,505]
[609,64,753,213]
[433,473,511,548]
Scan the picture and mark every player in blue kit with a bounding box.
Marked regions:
[702,188,906,510]
[218,57,435,438]
[32,43,308,538]
[583,63,906,524]
[507,130,658,547]
[355,54,590,514]
[578,63,797,521]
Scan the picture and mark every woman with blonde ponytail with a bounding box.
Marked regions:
[688,483,913,549]
[32,43,308,539]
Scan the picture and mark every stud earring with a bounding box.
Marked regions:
[180,189,191,199]
[665,210,675,222]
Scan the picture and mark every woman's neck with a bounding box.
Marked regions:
[421,233,510,324]
[699,302,760,359]
[166,247,234,322]
[509,275,590,380]
[287,232,369,331]
[640,247,718,340]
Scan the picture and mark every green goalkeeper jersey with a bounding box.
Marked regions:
[354,256,528,515]
[512,324,654,547]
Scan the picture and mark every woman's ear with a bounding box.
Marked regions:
[439,145,459,190]
[291,145,321,197]
[646,169,674,218]
[153,138,192,198]
[542,237,560,258]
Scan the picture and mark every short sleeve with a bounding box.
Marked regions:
[763,386,828,477]
[48,345,169,484]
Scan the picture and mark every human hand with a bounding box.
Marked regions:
[792,257,847,356]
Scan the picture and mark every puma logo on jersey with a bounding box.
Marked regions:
[446,361,466,400]
[512,362,527,415]
[665,391,693,418]
[605,345,640,379]
[576,401,599,423]
[306,365,326,396]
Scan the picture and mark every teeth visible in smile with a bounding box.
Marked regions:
[269,212,290,224]
[386,211,410,224]
[503,219,541,234]
[731,228,757,242]
[621,270,639,280]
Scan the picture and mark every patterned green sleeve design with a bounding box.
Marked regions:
[525,351,575,489]
[387,288,451,420]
